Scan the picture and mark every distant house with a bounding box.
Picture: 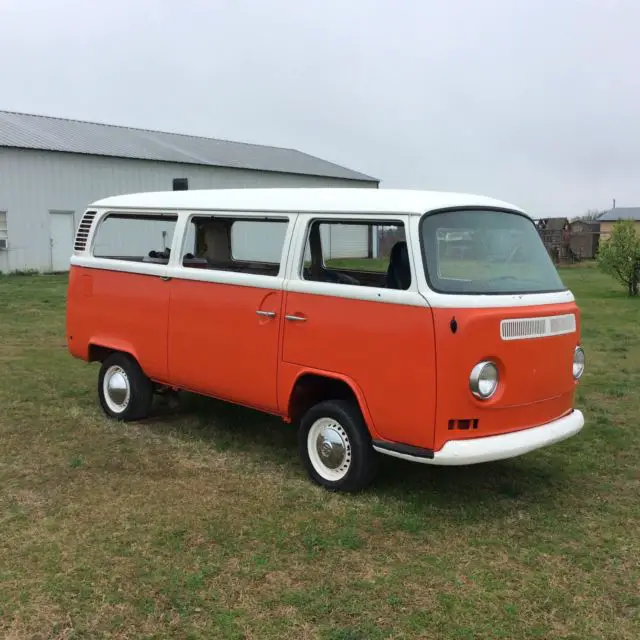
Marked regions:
[536,217,569,231]
[536,218,570,262]
[598,207,640,239]
[568,219,600,259]
[569,219,600,234]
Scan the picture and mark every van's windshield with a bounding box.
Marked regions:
[420,209,567,294]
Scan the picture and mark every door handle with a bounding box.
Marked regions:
[256,310,276,318]
[285,314,307,322]
[160,275,172,281]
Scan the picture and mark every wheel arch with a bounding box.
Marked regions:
[286,369,381,439]
[88,338,140,365]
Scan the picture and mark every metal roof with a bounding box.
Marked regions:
[91,187,524,216]
[598,207,640,221]
[0,109,378,183]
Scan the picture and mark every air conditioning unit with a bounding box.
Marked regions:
[0,238,8,250]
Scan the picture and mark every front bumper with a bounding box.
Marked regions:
[373,409,584,466]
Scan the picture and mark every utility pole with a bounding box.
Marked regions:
[613,198,616,209]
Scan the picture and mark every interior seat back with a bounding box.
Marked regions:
[386,241,411,290]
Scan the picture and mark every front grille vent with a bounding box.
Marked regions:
[500,313,576,341]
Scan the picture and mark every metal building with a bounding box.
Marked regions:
[0,110,378,273]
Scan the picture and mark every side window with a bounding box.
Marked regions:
[302,220,410,289]
[181,216,288,276]
[92,213,177,264]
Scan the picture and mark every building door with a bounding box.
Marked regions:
[49,211,75,272]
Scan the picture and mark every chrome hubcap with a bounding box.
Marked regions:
[103,366,130,413]
[316,426,347,470]
[308,418,352,481]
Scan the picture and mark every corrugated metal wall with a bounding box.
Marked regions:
[323,224,370,259]
[0,148,376,273]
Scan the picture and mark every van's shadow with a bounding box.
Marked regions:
[145,392,569,516]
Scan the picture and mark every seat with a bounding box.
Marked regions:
[386,241,411,290]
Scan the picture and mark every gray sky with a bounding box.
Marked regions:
[1,0,639,217]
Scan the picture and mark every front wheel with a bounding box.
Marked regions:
[98,353,153,421]
[298,399,378,492]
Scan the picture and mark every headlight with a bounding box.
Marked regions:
[470,361,499,399]
[573,346,585,380]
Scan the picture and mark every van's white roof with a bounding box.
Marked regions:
[91,188,526,216]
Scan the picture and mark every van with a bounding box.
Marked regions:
[66,188,585,491]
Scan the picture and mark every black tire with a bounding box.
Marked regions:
[98,352,153,421]
[298,399,378,492]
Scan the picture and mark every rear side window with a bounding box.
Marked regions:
[231,220,288,263]
[93,213,177,264]
[181,216,289,276]
[302,220,410,289]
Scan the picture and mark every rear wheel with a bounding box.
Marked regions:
[298,399,378,492]
[98,353,153,421]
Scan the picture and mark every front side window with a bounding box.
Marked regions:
[93,213,177,264]
[302,219,410,289]
[181,216,288,276]
[420,209,566,294]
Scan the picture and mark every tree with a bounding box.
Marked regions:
[597,220,640,296]
[571,209,604,222]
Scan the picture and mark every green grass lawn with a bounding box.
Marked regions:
[0,263,638,639]
[325,258,388,272]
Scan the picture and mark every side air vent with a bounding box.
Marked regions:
[74,210,97,251]
[500,313,576,341]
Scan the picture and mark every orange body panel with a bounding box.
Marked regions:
[430,302,580,452]
[280,292,437,448]
[167,279,282,412]
[67,266,581,456]
[67,266,171,381]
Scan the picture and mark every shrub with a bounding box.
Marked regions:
[597,220,640,296]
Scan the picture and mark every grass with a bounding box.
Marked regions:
[0,262,638,639]
[325,258,388,272]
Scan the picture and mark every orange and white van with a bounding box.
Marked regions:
[66,188,585,491]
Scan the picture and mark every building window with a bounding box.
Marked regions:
[181,216,289,276]
[0,212,8,249]
[93,213,178,264]
[302,219,410,289]
[173,178,189,191]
